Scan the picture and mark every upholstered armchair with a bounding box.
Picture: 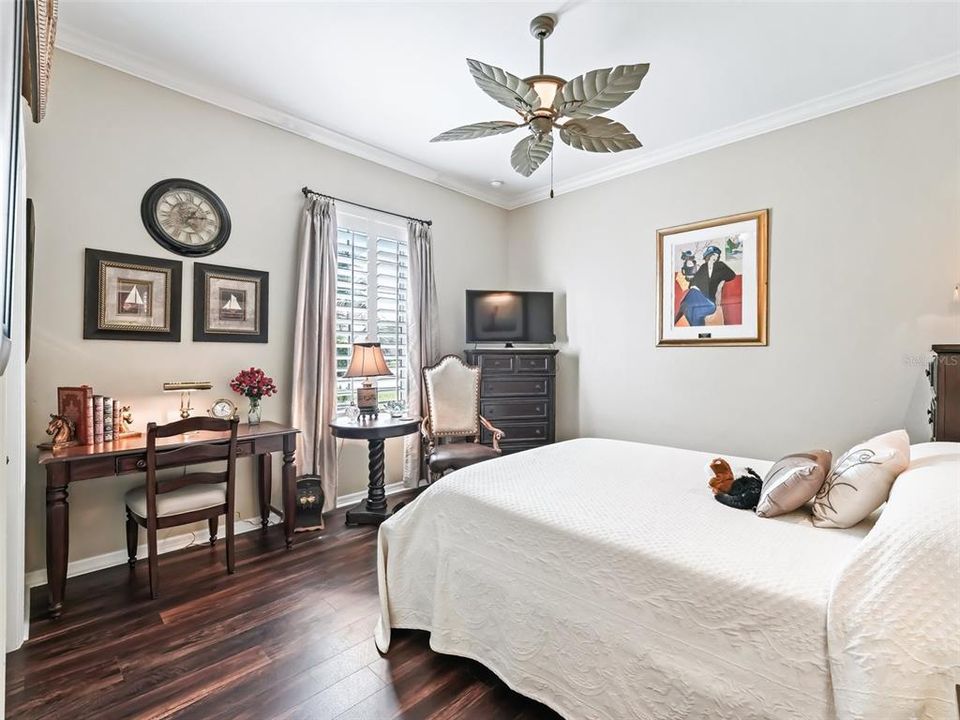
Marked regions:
[421,355,506,483]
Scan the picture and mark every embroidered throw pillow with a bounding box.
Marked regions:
[756,450,832,518]
[812,430,910,529]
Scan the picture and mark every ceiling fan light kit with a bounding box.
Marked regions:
[431,14,650,191]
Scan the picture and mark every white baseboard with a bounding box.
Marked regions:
[335,481,407,508]
[25,482,412,589]
[25,515,276,589]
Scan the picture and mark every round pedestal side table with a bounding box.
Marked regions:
[329,415,420,525]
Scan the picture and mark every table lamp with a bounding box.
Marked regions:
[343,342,392,418]
[162,381,212,419]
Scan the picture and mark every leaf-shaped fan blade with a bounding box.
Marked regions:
[510,133,553,177]
[467,59,541,115]
[559,117,642,153]
[554,64,650,119]
[430,121,522,142]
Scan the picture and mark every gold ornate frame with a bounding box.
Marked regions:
[22,0,57,123]
[656,209,769,347]
[98,260,171,332]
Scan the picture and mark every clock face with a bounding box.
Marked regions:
[211,398,236,419]
[142,179,231,257]
[155,190,221,248]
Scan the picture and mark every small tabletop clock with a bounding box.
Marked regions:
[141,178,231,257]
[209,398,238,420]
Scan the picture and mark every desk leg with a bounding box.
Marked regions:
[257,453,272,530]
[345,438,389,526]
[45,465,69,619]
[282,434,296,548]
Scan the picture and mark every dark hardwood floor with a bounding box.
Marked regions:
[5,493,561,720]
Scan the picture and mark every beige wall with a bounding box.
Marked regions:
[24,52,508,573]
[505,78,960,459]
[25,54,960,578]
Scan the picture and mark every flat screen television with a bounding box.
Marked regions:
[465,290,555,345]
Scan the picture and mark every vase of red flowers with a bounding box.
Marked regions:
[230,367,277,425]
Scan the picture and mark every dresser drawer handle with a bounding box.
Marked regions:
[136,459,146,470]
[535,407,542,413]
[535,429,542,435]
[534,384,542,390]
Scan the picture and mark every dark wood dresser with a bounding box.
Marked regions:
[930,344,960,441]
[464,348,558,455]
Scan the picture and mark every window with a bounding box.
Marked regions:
[335,209,409,412]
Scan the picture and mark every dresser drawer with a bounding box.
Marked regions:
[481,377,551,398]
[477,354,516,374]
[516,353,555,374]
[483,421,550,444]
[482,399,551,421]
[499,441,551,456]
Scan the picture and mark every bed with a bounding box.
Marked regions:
[376,438,959,720]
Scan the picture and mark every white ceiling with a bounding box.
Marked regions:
[57,1,960,209]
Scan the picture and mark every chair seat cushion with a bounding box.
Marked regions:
[125,483,227,518]
[429,443,500,474]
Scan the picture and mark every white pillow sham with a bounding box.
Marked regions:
[812,429,910,529]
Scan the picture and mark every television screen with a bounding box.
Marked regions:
[465,290,555,344]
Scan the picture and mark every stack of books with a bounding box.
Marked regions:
[57,385,138,445]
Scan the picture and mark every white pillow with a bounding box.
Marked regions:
[812,429,910,528]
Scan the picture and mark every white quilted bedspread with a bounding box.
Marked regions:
[376,438,887,720]
[827,442,960,720]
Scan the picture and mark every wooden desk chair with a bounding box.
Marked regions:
[421,355,506,483]
[124,416,239,599]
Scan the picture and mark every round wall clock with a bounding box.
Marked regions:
[141,178,231,257]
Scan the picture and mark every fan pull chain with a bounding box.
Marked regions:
[550,150,555,199]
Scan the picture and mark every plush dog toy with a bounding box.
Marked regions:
[707,458,736,494]
[714,469,763,510]
[707,457,763,510]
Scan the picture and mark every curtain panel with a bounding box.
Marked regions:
[403,220,439,486]
[291,194,338,510]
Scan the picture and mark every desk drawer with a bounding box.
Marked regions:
[481,377,550,398]
[116,454,147,474]
[482,399,551,422]
[115,440,254,474]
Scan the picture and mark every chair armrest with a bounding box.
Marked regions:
[479,416,506,453]
[420,417,435,454]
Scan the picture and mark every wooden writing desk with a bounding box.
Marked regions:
[38,421,299,619]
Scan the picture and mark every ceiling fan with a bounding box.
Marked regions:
[431,14,650,182]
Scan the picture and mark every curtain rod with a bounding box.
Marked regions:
[301,187,432,227]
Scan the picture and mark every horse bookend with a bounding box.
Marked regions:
[40,413,79,450]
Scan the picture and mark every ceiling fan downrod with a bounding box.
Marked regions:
[530,14,555,75]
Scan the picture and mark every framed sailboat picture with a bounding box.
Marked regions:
[193,263,268,343]
[83,249,182,341]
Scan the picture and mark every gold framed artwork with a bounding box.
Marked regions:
[193,263,268,343]
[83,249,182,341]
[657,209,768,347]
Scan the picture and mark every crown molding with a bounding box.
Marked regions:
[54,26,513,210]
[507,51,960,209]
[56,25,959,213]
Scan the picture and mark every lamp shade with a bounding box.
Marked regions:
[343,342,393,378]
